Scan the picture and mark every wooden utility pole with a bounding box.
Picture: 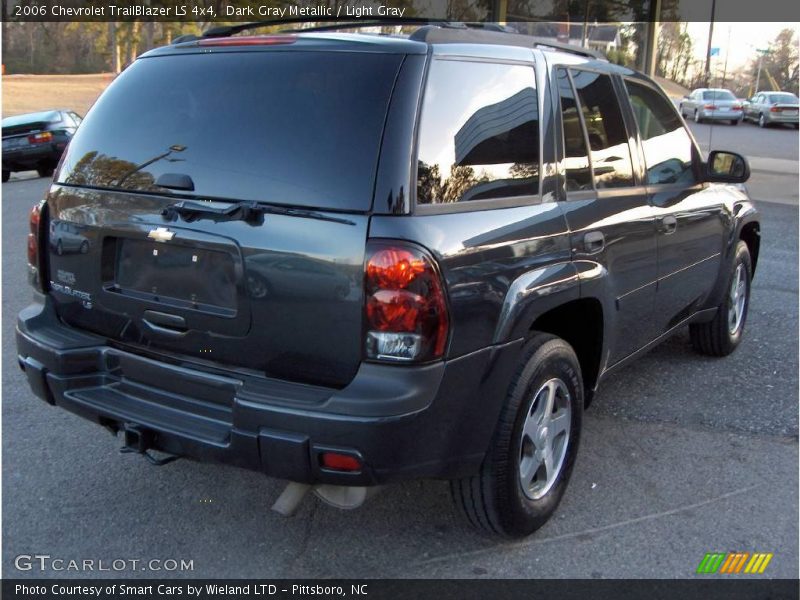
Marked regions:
[704,0,716,87]
[721,26,731,87]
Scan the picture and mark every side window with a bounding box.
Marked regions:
[570,69,635,188]
[556,68,592,191]
[70,112,83,125]
[625,80,697,186]
[416,60,539,205]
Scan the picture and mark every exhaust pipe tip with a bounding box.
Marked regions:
[271,482,382,516]
[314,484,381,510]
[271,482,312,517]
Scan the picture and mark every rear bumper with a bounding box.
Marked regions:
[699,110,742,121]
[16,295,521,485]
[3,143,64,170]
[765,112,799,124]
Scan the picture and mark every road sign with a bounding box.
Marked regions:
[710,47,720,57]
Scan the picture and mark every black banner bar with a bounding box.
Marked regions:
[3,579,800,600]
[2,0,800,23]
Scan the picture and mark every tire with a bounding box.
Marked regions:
[694,109,702,123]
[2,170,9,183]
[690,241,752,357]
[450,333,583,538]
[56,240,63,256]
[792,123,799,130]
[758,113,767,128]
[730,119,739,126]
[37,165,55,178]
[679,104,684,117]
[79,240,89,254]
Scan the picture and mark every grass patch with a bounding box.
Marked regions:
[3,73,114,118]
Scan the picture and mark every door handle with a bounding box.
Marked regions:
[583,231,605,254]
[660,216,678,234]
[142,310,187,337]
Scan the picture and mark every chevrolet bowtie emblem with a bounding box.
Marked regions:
[147,227,175,243]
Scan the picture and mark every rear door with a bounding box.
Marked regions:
[45,46,407,388]
[553,66,658,364]
[622,77,726,334]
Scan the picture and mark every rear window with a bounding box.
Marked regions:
[56,51,403,211]
[2,110,62,128]
[768,93,798,104]
[702,90,735,100]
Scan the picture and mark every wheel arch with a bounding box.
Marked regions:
[740,221,760,275]
[529,297,604,407]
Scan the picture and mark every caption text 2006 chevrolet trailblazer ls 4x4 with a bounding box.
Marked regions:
[16,22,760,537]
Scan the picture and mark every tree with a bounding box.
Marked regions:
[759,28,799,94]
[656,22,693,86]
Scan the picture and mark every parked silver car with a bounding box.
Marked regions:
[743,91,799,128]
[679,88,743,125]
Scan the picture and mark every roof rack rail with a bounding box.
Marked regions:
[193,18,606,61]
[409,25,606,60]
[530,39,607,59]
[201,17,450,39]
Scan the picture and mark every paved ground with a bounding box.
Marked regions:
[2,122,798,579]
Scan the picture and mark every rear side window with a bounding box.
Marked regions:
[416,60,539,205]
[625,80,696,185]
[569,69,634,188]
[56,51,403,211]
[556,69,592,192]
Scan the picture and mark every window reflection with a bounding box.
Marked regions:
[416,60,539,205]
[557,68,592,192]
[570,70,634,189]
[625,80,696,185]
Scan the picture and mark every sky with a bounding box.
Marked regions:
[685,22,798,72]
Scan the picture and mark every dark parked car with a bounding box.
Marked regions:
[2,109,82,182]
[743,91,799,128]
[16,23,760,538]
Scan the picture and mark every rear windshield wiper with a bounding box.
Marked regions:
[162,200,356,226]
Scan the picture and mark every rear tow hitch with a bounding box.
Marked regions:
[120,424,180,466]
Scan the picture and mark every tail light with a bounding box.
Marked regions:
[198,35,297,47]
[732,104,742,110]
[364,241,449,362]
[770,105,782,112]
[27,201,45,291]
[27,131,53,144]
[704,104,716,110]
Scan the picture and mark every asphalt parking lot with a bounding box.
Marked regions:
[2,122,798,579]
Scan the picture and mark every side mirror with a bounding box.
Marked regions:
[706,150,750,183]
[683,94,690,99]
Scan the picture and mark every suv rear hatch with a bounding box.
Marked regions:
[44,42,406,388]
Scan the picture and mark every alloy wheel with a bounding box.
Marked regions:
[519,378,572,500]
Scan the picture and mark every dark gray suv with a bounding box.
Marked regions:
[16,23,760,538]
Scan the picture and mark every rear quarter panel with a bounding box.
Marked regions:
[369,203,574,358]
